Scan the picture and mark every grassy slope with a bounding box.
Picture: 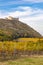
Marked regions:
[0,57,43,65]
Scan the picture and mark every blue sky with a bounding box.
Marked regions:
[0,0,43,10]
[0,0,43,35]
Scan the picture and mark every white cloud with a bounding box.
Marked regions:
[24,0,43,3]
[20,14,43,35]
[0,10,9,18]
[0,6,43,35]
[8,6,43,17]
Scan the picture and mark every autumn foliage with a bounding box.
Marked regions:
[0,38,43,59]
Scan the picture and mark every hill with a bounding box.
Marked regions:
[0,16,42,41]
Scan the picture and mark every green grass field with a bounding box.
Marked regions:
[0,56,43,65]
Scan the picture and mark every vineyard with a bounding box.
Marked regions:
[0,38,43,59]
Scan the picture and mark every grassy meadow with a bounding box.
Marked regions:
[0,57,43,65]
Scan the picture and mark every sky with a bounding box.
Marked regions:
[0,0,43,35]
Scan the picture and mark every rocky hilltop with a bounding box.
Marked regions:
[0,16,42,41]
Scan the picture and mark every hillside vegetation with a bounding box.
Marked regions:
[0,17,42,41]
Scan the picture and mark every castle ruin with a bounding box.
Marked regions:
[5,16,19,21]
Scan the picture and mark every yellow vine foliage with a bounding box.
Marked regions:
[0,38,43,53]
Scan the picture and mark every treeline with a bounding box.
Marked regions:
[0,32,42,41]
[0,29,42,41]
